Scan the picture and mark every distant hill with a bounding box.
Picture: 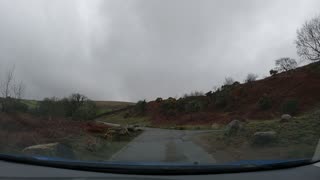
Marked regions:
[94,101,135,116]
[94,101,135,110]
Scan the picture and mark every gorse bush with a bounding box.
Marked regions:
[176,98,187,112]
[160,98,178,116]
[282,99,299,115]
[134,100,147,115]
[214,91,229,108]
[184,100,203,113]
[213,83,238,108]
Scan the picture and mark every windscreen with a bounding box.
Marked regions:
[0,0,320,168]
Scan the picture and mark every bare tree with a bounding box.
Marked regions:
[245,73,258,83]
[275,57,298,72]
[224,77,235,86]
[190,91,204,97]
[0,66,26,100]
[69,93,88,105]
[296,15,320,61]
[1,67,15,98]
[68,93,88,114]
[13,81,26,99]
[0,66,27,112]
[212,86,219,92]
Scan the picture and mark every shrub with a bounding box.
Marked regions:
[155,97,163,103]
[215,92,228,108]
[66,93,89,116]
[176,98,187,112]
[214,86,234,108]
[269,69,278,76]
[184,100,203,113]
[160,99,177,116]
[282,99,299,115]
[134,100,147,115]
[72,100,97,120]
[0,98,28,113]
[258,95,272,110]
[38,97,67,117]
[205,91,213,97]
[232,81,241,86]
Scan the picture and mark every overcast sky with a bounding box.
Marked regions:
[0,0,319,102]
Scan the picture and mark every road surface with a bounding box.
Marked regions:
[109,127,217,164]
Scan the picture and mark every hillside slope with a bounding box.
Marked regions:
[143,61,320,125]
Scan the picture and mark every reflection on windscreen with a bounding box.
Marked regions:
[0,0,320,166]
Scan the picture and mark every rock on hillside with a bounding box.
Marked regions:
[225,120,244,136]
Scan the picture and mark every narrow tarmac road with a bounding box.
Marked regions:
[109,128,217,164]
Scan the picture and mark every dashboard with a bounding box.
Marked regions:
[0,160,319,180]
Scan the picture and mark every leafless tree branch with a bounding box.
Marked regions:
[296,16,320,61]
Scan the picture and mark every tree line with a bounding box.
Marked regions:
[0,67,97,120]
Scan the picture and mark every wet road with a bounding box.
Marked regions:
[109,128,217,164]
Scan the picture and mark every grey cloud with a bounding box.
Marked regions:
[0,0,320,101]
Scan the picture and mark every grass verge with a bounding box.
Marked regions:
[194,109,320,163]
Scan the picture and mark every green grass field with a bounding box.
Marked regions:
[21,99,39,110]
[95,101,134,110]
[97,111,151,126]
